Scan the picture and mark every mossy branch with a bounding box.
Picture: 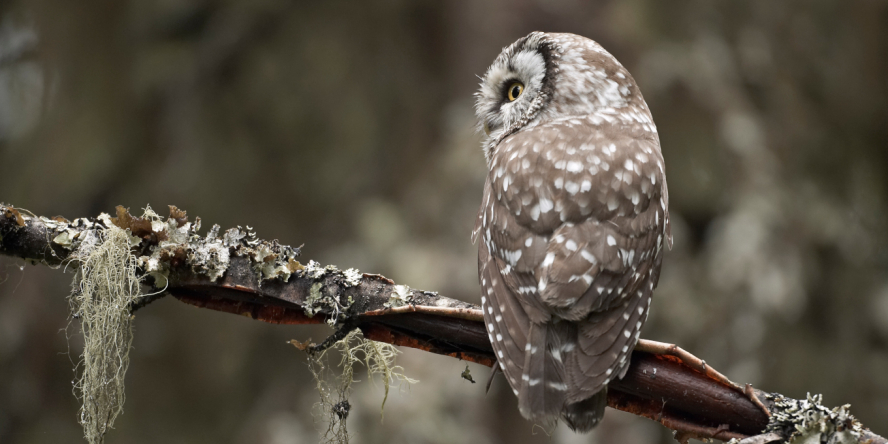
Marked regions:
[0,203,885,444]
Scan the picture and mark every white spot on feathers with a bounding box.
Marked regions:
[542,252,556,267]
[548,381,567,391]
[565,181,580,195]
[539,198,553,213]
[529,204,541,221]
[566,161,583,172]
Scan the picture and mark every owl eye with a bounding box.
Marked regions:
[507,82,524,101]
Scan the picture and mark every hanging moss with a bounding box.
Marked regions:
[68,225,143,444]
[294,330,418,444]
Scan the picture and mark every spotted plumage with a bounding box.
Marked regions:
[473,32,671,432]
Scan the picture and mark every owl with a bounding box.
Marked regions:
[473,32,671,432]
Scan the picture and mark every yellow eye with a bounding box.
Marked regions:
[507,82,524,101]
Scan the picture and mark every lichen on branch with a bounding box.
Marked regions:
[1,203,885,444]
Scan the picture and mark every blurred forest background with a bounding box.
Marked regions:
[1,0,887,443]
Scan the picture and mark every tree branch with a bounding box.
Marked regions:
[1,203,883,443]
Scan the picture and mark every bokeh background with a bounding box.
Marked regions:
[1,0,887,443]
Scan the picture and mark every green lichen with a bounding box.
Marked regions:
[342,268,362,287]
[300,261,358,325]
[305,282,327,318]
[763,393,862,443]
[384,284,413,308]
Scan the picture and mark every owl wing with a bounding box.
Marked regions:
[478,115,670,419]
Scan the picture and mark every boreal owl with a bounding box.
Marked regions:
[473,31,671,432]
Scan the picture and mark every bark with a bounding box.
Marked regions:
[0,203,884,443]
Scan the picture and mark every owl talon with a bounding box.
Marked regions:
[485,362,502,394]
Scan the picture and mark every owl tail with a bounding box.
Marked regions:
[517,322,607,433]
[517,322,569,425]
[561,389,607,433]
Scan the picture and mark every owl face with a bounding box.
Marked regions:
[475,33,556,161]
[475,32,648,162]
[479,49,545,134]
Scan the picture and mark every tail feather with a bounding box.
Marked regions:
[517,323,568,422]
[561,389,607,433]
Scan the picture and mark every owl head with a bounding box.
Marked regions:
[475,32,648,162]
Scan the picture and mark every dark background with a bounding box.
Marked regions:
[1,1,886,443]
